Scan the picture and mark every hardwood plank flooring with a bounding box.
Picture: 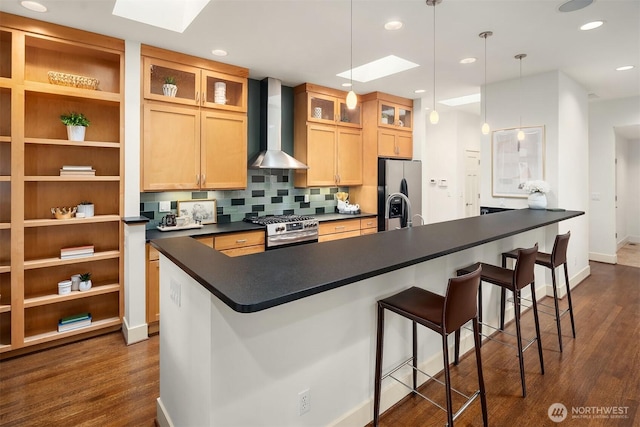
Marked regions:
[617,243,640,268]
[0,261,637,427]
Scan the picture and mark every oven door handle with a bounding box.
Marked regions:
[269,231,317,242]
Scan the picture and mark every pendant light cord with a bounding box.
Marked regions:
[350,0,353,88]
[484,35,487,124]
[432,3,436,111]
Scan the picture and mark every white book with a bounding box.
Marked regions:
[61,165,94,170]
[58,318,92,332]
[60,252,95,260]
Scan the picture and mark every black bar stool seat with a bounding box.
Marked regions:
[455,244,544,398]
[373,267,488,427]
[501,231,575,352]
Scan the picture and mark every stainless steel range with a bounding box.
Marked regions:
[244,215,319,249]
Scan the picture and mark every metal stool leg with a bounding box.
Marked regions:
[513,289,527,397]
[412,321,418,392]
[564,262,577,338]
[530,283,545,375]
[442,334,454,427]
[373,305,385,427]
[472,318,489,427]
[550,267,563,352]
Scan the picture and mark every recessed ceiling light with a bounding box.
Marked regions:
[113,0,210,33]
[384,21,403,31]
[558,0,594,13]
[337,55,419,83]
[580,21,604,31]
[459,57,477,64]
[414,89,426,94]
[21,1,47,12]
[211,49,227,57]
[616,65,634,71]
[438,93,481,107]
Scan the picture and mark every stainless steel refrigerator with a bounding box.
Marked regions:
[377,158,422,231]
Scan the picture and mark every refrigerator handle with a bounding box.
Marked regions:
[400,178,409,228]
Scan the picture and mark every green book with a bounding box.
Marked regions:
[59,312,91,324]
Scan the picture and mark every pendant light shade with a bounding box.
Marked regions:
[479,31,493,135]
[427,0,441,124]
[346,0,357,110]
[346,90,357,109]
[515,53,527,141]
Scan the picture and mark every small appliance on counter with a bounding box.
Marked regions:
[157,214,204,231]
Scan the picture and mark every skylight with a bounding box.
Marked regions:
[112,0,210,33]
[337,55,419,83]
[438,93,481,107]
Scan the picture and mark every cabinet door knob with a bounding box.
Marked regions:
[202,174,206,185]
[236,239,247,243]
[196,92,200,104]
[196,174,200,185]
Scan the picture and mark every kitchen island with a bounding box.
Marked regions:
[152,209,584,427]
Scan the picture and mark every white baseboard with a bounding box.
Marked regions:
[545,264,590,298]
[156,398,174,427]
[121,317,148,345]
[589,252,617,264]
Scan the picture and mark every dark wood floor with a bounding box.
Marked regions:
[0,261,637,427]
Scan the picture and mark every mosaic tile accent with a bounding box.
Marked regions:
[140,169,348,229]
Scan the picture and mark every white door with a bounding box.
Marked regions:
[465,150,480,217]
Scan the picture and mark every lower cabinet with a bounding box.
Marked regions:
[214,231,265,257]
[318,219,362,242]
[360,217,378,235]
[146,245,160,334]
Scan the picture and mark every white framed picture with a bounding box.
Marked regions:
[492,126,545,198]
[177,199,217,224]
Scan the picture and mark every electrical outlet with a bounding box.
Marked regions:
[298,389,310,415]
[170,279,181,307]
[159,201,171,212]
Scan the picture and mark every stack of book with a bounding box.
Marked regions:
[58,312,92,332]
[60,245,94,260]
[59,165,95,176]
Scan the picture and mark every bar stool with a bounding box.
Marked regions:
[373,266,487,427]
[501,231,575,352]
[454,244,543,398]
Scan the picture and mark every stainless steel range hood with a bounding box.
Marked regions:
[248,78,308,170]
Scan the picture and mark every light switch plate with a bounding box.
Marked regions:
[159,201,171,212]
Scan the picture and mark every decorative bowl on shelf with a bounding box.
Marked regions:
[51,206,77,219]
[47,71,99,90]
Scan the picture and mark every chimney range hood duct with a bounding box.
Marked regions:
[248,78,308,170]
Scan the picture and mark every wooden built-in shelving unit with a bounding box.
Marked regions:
[0,13,124,357]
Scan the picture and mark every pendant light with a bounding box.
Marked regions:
[515,53,527,141]
[427,0,442,124]
[479,31,493,135]
[346,0,357,109]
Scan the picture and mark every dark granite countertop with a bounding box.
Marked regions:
[151,208,583,314]
[146,211,376,241]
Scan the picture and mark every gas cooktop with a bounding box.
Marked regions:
[243,214,316,226]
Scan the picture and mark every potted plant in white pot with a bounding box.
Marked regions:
[522,180,550,209]
[78,272,92,292]
[76,201,94,218]
[163,76,178,97]
[60,112,90,141]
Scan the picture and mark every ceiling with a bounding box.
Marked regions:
[2,0,639,115]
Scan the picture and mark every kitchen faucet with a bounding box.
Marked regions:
[385,192,413,228]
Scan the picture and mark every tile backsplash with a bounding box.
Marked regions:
[141,169,348,229]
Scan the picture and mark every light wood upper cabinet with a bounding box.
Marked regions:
[142,103,200,190]
[378,101,412,131]
[201,110,247,189]
[294,83,363,188]
[141,45,249,191]
[377,128,413,159]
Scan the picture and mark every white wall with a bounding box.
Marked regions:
[628,140,640,242]
[423,110,480,223]
[616,134,640,244]
[479,70,589,279]
[588,96,640,261]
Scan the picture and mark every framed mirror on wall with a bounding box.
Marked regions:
[492,126,545,198]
